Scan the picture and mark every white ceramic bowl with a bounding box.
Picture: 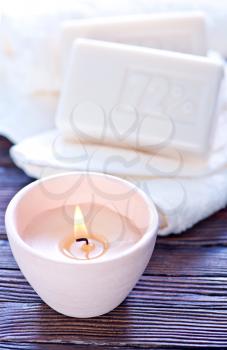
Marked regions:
[5,172,159,318]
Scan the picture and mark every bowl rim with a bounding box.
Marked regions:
[5,171,159,265]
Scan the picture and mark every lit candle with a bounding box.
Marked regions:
[22,202,142,263]
[6,172,159,317]
[61,205,108,260]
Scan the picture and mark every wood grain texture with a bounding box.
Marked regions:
[0,136,14,167]
[1,268,227,307]
[1,136,227,349]
[0,343,127,350]
[0,168,33,240]
[1,302,227,347]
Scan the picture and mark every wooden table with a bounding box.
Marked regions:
[1,135,227,349]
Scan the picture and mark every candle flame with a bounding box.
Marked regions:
[59,205,108,260]
[74,206,88,239]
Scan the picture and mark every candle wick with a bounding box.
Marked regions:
[76,237,89,245]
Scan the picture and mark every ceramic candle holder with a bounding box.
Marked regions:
[5,172,159,318]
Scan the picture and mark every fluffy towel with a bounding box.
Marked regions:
[10,124,227,236]
[1,3,227,235]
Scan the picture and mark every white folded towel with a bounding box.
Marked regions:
[2,5,227,236]
[10,127,227,236]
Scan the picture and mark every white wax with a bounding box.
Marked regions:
[22,204,141,262]
[61,12,207,68]
[68,237,105,260]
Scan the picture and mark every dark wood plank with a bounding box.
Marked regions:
[1,301,227,348]
[1,268,227,308]
[0,167,33,240]
[149,244,227,276]
[0,343,126,350]
[0,136,14,167]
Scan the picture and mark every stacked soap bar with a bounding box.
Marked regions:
[56,39,223,156]
[61,12,207,67]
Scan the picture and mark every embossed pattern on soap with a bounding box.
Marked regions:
[118,67,204,125]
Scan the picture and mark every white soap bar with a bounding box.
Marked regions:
[61,12,207,67]
[56,39,224,156]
